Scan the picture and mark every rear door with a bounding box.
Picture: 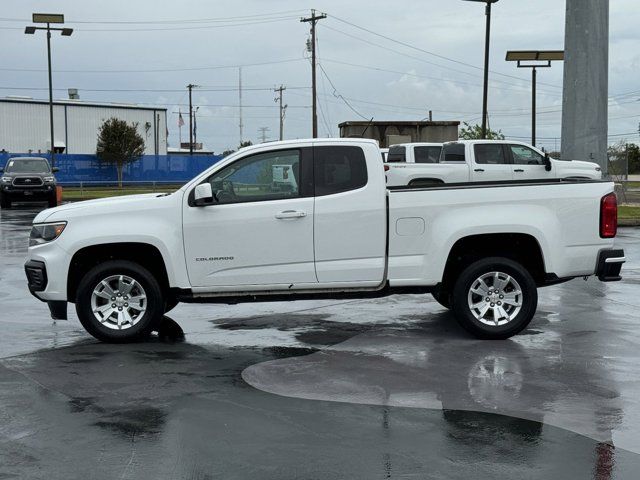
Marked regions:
[470,143,513,182]
[313,144,386,284]
[507,144,553,181]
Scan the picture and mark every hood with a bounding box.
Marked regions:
[34,193,173,223]
[551,158,602,178]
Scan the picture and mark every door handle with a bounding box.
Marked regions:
[514,169,525,172]
[275,210,307,219]
[474,168,485,172]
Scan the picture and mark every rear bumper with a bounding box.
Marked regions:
[596,249,625,282]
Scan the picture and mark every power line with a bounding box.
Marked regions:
[0,58,306,73]
[317,63,368,120]
[326,14,562,90]
[0,10,308,25]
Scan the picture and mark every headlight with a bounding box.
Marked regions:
[43,176,55,183]
[29,222,66,247]
[1,176,10,183]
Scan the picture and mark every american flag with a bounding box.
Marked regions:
[178,112,185,127]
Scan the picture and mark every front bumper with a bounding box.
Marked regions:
[24,259,68,320]
[2,184,55,199]
[596,249,625,282]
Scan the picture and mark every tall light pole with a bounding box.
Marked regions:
[25,13,73,168]
[463,0,498,139]
[506,50,564,147]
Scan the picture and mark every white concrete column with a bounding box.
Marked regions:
[561,0,609,173]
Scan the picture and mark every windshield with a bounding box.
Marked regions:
[4,158,51,173]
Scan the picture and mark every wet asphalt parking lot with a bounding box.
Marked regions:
[1,205,639,479]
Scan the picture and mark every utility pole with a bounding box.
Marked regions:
[274,85,287,141]
[258,127,270,143]
[187,84,199,155]
[238,67,243,146]
[301,9,326,138]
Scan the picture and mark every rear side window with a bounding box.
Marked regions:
[474,144,508,165]
[440,143,465,162]
[415,146,442,164]
[314,146,367,196]
[386,146,406,163]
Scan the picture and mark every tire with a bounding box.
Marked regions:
[48,193,57,208]
[75,260,164,343]
[450,257,538,339]
[0,193,10,209]
[431,288,451,309]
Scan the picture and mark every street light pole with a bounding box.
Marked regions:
[25,13,72,168]
[481,1,493,140]
[46,24,55,167]
[531,66,536,146]
[506,50,564,147]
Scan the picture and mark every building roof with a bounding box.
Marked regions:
[0,96,167,112]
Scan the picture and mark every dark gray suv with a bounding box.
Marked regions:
[0,157,58,209]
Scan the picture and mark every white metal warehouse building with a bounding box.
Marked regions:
[0,97,168,155]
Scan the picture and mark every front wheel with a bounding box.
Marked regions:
[451,257,538,339]
[75,260,164,343]
[48,193,57,208]
[0,193,10,209]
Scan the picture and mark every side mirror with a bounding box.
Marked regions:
[543,153,552,172]
[52,167,59,173]
[194,183,215,206]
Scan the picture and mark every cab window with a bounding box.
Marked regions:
[509,145,545,165]
[474,144,508,165]
[386,146,406,163]
[415,146,442,164]
[314,146,367,196]
[440,143,465,162]
[204,149,301,204]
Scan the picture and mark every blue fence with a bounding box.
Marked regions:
[0,152,223,185]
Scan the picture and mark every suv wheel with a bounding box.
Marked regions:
[0,193,10,209]
[48,193,57,208]
[75,260,164,343]
[451,257,537,339]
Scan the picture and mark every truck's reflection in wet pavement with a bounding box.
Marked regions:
[1,206,639,479]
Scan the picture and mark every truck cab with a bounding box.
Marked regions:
[0,156,59,209]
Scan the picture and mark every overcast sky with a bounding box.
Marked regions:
[1,0,639,153]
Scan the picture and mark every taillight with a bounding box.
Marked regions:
[600,193,617,238]
[384,165,390,171]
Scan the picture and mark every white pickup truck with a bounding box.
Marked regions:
[24,138,624,343]
[385,140,602,187]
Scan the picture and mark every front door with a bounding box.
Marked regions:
[182,147,317,288]
[507,144,554,181]
[471,143,513,182]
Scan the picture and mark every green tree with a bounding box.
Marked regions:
[459,122,505,140]
[96,118,145,187]
[608,141,640,175]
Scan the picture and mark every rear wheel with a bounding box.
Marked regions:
[75,260,164,343]
[0,193,10,209]
[451,257,537,339]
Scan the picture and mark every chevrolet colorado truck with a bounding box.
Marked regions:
[385,140,602,187]
[1,156,59,208]
[24,139,624,342]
